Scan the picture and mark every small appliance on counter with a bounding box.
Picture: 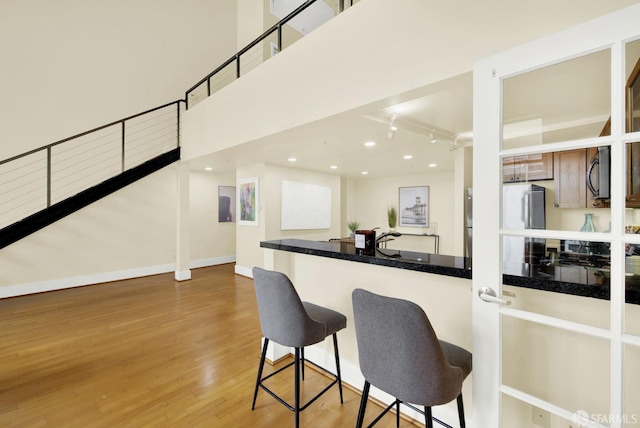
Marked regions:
[355,229,376,256]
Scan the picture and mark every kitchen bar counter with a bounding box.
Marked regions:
[260,238,471,278]
[260,239,640,305]
[260,238,473,425]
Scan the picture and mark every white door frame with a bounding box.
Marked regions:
[472,4,640,427]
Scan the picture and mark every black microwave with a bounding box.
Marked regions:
[588,146,610,200]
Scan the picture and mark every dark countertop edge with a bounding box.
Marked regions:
[260,240,471,279]
[260,239,640,305]
[503,274,640,305]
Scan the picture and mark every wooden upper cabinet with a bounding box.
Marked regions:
[627,142,640,208]
[554,149,586,208]
[502,153,553,183]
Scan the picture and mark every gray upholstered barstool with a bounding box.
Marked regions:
[251,267,347,428]
[352,288,472,428]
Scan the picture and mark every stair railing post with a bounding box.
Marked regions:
[235,53,241,79]
[278,23,282,52]
[46,147,52,208]
[121,121,126,173]
[177,102,181,148]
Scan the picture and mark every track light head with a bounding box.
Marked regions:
[388,115,398,139]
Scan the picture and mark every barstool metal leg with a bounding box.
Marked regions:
[355,380,370,428]
[333,333,344,403]
[396,400,401,427]
[294,347,301,428]
[301,347,305,380]
[424,406,433,428]
[252,338,269,410]
[457,393,466,428]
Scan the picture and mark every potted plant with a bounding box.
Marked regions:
[387,206,398,231]
[347,220,360,238]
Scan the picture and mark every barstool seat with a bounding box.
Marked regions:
[251,267,346,428]
[352,288,472,428]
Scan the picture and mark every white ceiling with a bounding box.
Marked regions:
[190,72,473,178]
[188,0,639,179]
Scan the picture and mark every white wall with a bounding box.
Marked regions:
[235,164,267,277]
[235,163,341,276]
[353,171,457,255]
[0,0,237,161]
[0,166,236,297]
[190,171,237,263]
[0,0,239,296]
[264,164,341,241]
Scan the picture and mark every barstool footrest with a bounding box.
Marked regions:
[257,357,339,413]
[364,399,454,428]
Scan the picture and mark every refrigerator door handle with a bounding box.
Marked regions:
[523,192,530,229]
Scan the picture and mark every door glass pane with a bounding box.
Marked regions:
[501,158,611,327]
[502,49,611,150]
[502,317,610,424]
[625,255,640,334]
[626,39,640,133]
[502,394,612,428]
[624,344,640,426]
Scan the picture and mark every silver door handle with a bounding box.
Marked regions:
[478,287,511,305]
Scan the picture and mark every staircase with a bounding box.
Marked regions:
[0,0,356,250]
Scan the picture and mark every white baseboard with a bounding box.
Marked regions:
[190,255,236,269]
[234,264,253,278]
[175,270,192,281]
[0,255,237,299]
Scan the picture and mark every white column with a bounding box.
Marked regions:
[175,160,191,281]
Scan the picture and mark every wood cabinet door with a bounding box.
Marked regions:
[502,153,553,183]
[522,152,553,181]
[502,156,516,182]
[554,149,586,208]
[627,142,640,207]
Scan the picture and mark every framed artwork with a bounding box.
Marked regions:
[237,177,259,226]
[399,186,429,227]
[218,186,236,222]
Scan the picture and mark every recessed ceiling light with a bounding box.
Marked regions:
[204,167,213,171]
[288,157,297,162]
[330,165,338,169]
[428,163,437,168]
[361,171,368,175]
[364,141,376,147]
[403,155,413,160]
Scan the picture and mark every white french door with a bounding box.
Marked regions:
[472,4,640,427]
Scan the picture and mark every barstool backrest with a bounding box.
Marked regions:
[352,288,463,406]
[252,267,327,347]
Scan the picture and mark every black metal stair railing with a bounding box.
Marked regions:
[0,0,358,249]
[0,101,184,248]
[185,0,355,109]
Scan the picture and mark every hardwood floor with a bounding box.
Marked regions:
[0,264,419,427]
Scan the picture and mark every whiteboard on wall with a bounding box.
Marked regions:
[281,180,331,230]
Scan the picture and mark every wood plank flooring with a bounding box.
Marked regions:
[0,264,420,427]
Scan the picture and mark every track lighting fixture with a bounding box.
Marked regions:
[388,115,398,139]
[430,132,437,144]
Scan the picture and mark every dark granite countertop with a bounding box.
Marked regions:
[261,239,640,305]
[260,239,472,279]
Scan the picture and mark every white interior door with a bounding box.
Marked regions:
[472,5,640,427]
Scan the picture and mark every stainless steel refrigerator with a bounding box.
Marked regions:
[502,184,546,276]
